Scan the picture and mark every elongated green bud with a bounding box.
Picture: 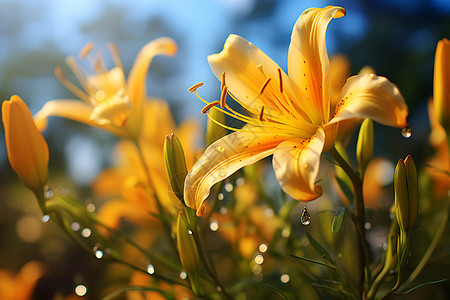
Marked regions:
[177,211,201,295]
[394,155,419,234]
[206,107,227,146]
[356,118,374,177]
[394,155,419,284]
[164,133,188,202]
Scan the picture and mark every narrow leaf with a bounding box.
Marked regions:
[290,255,336,270]
[263,283,292,300]
[395,279,447,295]
[306,232,335,265]
[331,207,346,233]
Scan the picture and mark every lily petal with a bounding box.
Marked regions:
[184,128,287,215]
[127,37,178,109]
[208,34,298,117]
[33,99,131,137]
[288,6,346,124]
[273,127,325,201]
[330,74,408,127]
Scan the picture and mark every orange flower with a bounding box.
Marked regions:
[2,96,49,193]
[0,261,45,300]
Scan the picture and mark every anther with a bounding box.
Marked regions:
[220,86,228,108]
[259,77,272,95]
[188,82,204,93]
[277,68,283,93]
[258,105,265,121]
[201,101,220,114]
[79,42,95,59]
[221,72,226,91]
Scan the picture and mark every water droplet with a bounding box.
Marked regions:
[75,284,87,296]
[81,228,92,238]
[301,206,311,226]
[224,183,233,192]
[259,243,268,253]
[188,230,193,235]
[401,126,412,138]
[86,203,96,212]
[216,146,225,152]
[71,222,81,231]
[93,243,103,259]
[179,271,187,279]
[147,264,155,274]
[219,170,227,177]
[254,254,264,265]
[209,220,219,231]
[41,215,50,223]
[44,186,54,199]
[280,274,290,283]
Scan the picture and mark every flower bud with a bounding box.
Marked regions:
[176,210,201,295]
[394,155,419,234]
[2,96,49,194]
[434,38,450,132]
[356,118,374,177]
[164,133,188,202]
[205,107,227,147]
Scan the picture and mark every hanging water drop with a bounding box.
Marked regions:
[401,126,412,138]
[301,206,311,226]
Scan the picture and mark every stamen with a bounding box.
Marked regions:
[278,68,283,93]
[221,72,226,91]
[79,42,95,59]
[259,77,272,95]
[54,67,90,102]
[108,42,124,71]
[220,86,228,108]
[189,82,204,93]
[258,105,265,121]
[256,64,266,78]
[201,101,220,114]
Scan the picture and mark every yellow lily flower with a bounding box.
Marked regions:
[93,100,199,227]
[2,96,49,194]
[34,38,177,139]
[185,6,408,216]
[0,261,45,300]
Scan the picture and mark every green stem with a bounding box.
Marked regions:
[400,196,449,290]
[329,145,367,299]
[133,139,178,255]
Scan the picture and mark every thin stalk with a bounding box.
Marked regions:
[329,146,367,299]
[133,139,178,254]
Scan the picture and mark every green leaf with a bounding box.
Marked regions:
[335,176,354,203]
[331,207,346,233]
[395,279,447,295]
[306,232,335,265]
[308,281,355,298]
[290,255,336,270]
[263,283,292,300]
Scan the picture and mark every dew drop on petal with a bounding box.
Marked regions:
[219,170,227,177]
[216,146,225,152]
[401,126,412,138]
[301,206,311,226]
